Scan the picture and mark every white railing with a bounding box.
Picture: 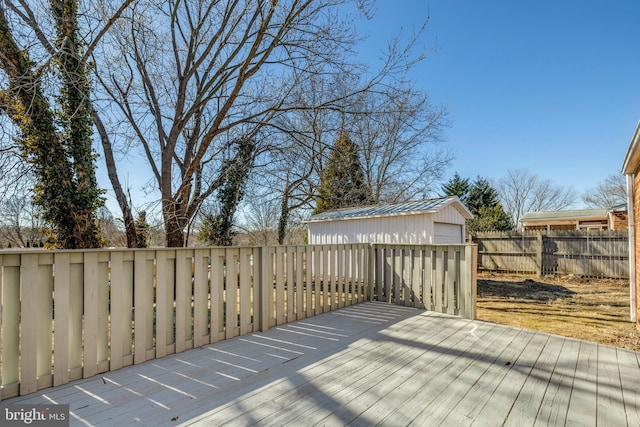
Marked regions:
[0,243,476,399]
[371,244,477,319]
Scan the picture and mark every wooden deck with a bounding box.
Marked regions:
[2,302,639,426]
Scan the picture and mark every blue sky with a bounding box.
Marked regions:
[355,0,640,205]
[96,0,640,214]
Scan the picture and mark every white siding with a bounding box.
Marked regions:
[307,202,469,245]
[433,205,467,226]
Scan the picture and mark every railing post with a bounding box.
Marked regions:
[460,244,478,319]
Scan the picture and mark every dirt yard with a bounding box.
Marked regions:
[476,272,640,352]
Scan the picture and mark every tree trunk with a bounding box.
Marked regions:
[278,190,289,245]
[165,221,186,247]
[93,112,138,247]
[164,199,187,247]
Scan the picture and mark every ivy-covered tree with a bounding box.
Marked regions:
[135,211,150,248]
[0,1,112,248]
[441,173,471,203]
[199,138,256,246]
[314,132,372,214]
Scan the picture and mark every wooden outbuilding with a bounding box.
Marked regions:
[306,196,473,245]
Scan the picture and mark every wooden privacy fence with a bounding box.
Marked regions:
[472,231,629,278]
[0,243,476,399]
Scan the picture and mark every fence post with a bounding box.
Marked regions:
[536,233,543,276]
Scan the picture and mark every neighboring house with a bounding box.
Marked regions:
[306,196,473,245]
[520,206,628,231]
[622,119,640,325]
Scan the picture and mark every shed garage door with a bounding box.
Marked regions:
[434,222,462,244]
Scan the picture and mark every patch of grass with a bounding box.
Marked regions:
[476,273,640,352]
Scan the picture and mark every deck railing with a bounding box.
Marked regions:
[0,243,476,399]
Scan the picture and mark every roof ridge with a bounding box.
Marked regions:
[306,196,471,223]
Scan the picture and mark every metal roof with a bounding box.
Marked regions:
[520,209,609,222]
[306,196,473,223]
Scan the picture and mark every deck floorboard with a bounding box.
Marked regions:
[2,302,638,426]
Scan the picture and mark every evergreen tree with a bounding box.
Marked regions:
[465,176,513,232]
[314,132,372,214]
[466,177,500,214]
[467,205,513,232]
[441,172,471,202]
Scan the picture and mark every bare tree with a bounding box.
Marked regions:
[260,73,342,244]
[97,206,127,247]
[582,174,627,209]
[240,198,281,246]
[349,85,451,204]
[240,196,306,245]
[257,66,450,243]
[94,0,433,247]
[0,176,46,248]
[497,168,577,227]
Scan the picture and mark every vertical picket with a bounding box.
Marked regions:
[275,247,286,324]
[325,246,332,310]
[97,253,110,373]
[1,256,20,398]
[331,245,345,308]
[422,248,431,309]
[210,248,226,342]
[286,246,295,321]
[411,247,422,308]
[155,250,175,357]
[434,248,444,312]
[314,246,322,313]
[83,252,99,377]
[20,254,38,394]
[175,249,191,353]
[351,244,357,304]
[109,251,124,370]
[305,246,314,317]
[391,246,403,304]
[239,248,253,334]
[296,246,305,318]
[446,247,457,315]
[53,253,70,386]
[134,250,154,364]
[226,248,239,339]
[364,244,372,302]
[258,247,274,331]
[403,246,412,306]
[193,249,209,347]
